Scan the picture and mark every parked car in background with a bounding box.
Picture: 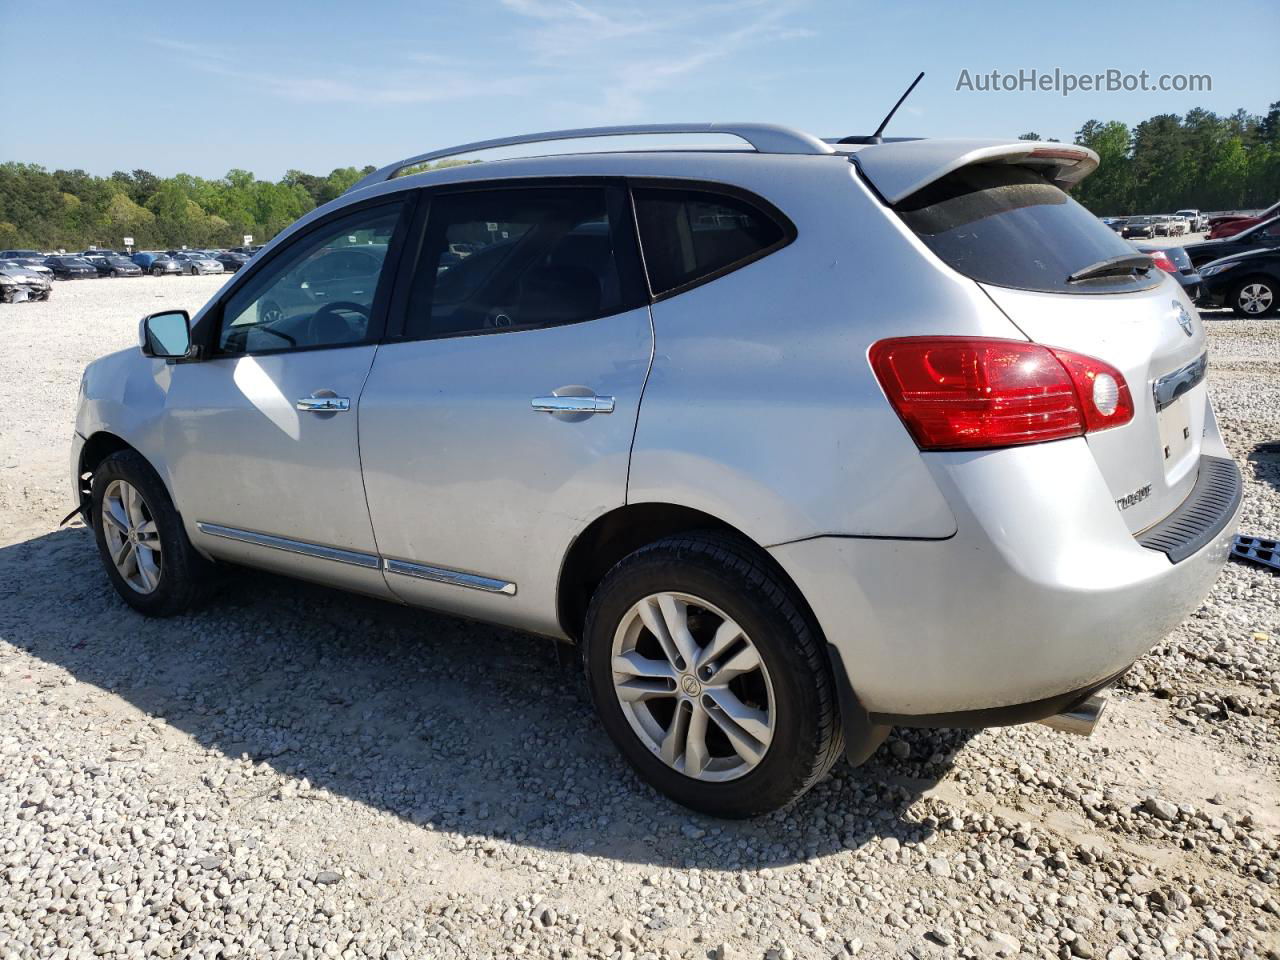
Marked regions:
[132,252,183,276]
[214,251,249,272]
[0,249,48,261]
[43,256,99,280]
[1175,209,1207,232]
[9,257,53,280]
[84,254,143,278]
[1206,200,1280,239]
[1198,249,1279,317]
[71,123,1241,817]
[0,260,52,302]
[1184,216,1280,268]
[1123,216,1156,239]
[171,251,225,276]
[1131,241,1203,301]
[1153,216,1186,238]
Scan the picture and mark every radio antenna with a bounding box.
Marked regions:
[839,71,924,145]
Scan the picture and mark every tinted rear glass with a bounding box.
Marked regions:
[897,165,1159,294]
[633,188,788,296]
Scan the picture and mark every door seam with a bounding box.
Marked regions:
[625,302,657,502]
[353,342,397,596]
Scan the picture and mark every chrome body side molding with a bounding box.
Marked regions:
[197,522,518,595]
[383,558,517,596]
[195,522,381,569]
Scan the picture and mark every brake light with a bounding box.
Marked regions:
[869,337,1133,450]
[1147,250,1178,273]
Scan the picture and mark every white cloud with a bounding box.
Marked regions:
[499,0,812,120]
[145,1,812,117]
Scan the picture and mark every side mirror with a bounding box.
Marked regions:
[139,310,194,359]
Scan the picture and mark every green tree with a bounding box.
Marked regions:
[1072,120,1134,214]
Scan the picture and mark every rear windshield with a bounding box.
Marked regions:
[896,165,1159,294]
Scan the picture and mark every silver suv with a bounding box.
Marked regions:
[72,124,1242,817]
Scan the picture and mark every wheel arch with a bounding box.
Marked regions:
[77,431,134,508]
[558,502,738,643]
[556,501,829,646]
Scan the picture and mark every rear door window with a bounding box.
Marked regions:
[401,184,646,340]
[632,187,791,296]
[896,165,1160,294]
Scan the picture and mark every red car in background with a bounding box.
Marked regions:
[1208,199,1280,239]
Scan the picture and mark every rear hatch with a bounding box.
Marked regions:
[863,151,1207,534]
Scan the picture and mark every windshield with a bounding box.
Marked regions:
[897,165,1160,294]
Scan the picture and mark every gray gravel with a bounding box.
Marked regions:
[0,277,1277,959]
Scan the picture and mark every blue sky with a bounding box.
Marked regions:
[4,0,1275,180]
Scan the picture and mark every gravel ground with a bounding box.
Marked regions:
[0,276,1277,960]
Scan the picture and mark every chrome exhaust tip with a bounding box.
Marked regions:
[1037,693,1107,737]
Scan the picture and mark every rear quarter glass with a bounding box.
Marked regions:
[896,165,1160,295]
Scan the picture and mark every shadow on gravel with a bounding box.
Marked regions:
[1247,442,1280,494]
[0,525,977,869]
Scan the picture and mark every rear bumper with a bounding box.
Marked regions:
[771,439,1242,720]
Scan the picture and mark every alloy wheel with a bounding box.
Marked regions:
[1238,283,1274,315]
[100,479,162,594]
[611,592,775,782]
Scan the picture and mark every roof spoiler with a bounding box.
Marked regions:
[853,139,1100,205]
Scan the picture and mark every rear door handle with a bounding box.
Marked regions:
[531,395,615,415]
[296,395,351,412]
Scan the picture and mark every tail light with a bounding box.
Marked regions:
[869,337,1134,451]
[1147,250,1178,274]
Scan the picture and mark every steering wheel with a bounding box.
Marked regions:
[307,301,371,344]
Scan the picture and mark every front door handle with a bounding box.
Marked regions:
[296,395,351,412]
[531,395,615,415]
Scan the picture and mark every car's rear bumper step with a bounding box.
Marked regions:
[1138,454,1242,563]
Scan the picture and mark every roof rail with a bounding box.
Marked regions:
[346,123,835,194]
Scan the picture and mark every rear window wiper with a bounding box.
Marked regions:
[1066,253,1153,284]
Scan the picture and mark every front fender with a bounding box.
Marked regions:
[77,348,178,495]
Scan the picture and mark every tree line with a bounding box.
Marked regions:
[1024,101,1279,216]
[0,165,376,252]
[3,102,1278,251]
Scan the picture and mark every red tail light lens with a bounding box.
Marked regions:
[869,337,1133,450]
[1148,250,1178,273]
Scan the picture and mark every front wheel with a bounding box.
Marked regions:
[91,450,215,616]
[583,532,843,818]
[1230,278,1277,317]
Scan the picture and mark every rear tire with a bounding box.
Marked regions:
[583,531,843,818]
[1229,278,1277,317]
[90,450,215,616]
[152,266,163,277]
